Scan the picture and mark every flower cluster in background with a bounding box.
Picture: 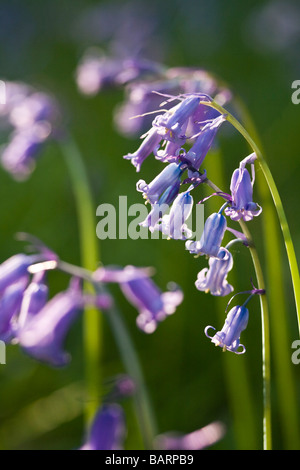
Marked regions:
[0,81,60,180]
[80,374,225,451]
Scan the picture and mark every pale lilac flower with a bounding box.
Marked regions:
[17,280,84,367]
[80,404,125,450]
[9,92,58,130]
[205,305,249,354]
[182,115,226,170]
[156,190,194,240]
[17,271,49,330]
[136,162,184,204]
[0,280,28,342]
[186,211,227,258]
[76,55,126,95]
[0,253,42,295]
[139,179,181,232]
[225,153,262,222]
[94,265,183,333]
[1,123,51,180]
[152,95,201,143]
[123,127,162,172]
[195,247,233,296]
[155,421,225,450]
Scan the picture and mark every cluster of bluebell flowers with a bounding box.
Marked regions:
[124,90,264,355]
[0,238,183,366]
[0,80,60,180]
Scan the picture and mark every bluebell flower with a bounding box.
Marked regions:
[0,280,28,342]
[155,138,185,164]
[0,253,43,296]
[17,279,84,367]
[80,404,125,450]
[0,82,60,180]
[17,271,49,330]
[195,247,233,296]
[156,190,194,240]
[205,305,249,354]
[1,123,51,180]
[152,95,201,143]
[94,265,183,333]
[139,179,181,232]
[123,127,162,172]
[136,162,184,204]
[225,153,262,222]
[183,115,226,170]
[155,421,225,450]
[9,92,58,130]
[186,211,227,258]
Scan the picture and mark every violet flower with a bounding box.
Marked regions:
[225,153,262,222]
[183,115,226,170]
[205,305,249,354]
[195,247,233,296]
[139,179,181,232]
[152,95,201,143]
[0,253,42,295]
[0,280,28,342]
[186,211,227,258]
[156,189,194,240]
[136,162,184,204]
[123,127,162,172]
[80,404,126,450]
[155,421,225,450]
[1,123,51,180]
[17,271,49,330]
[17,280,84,367]
[94,266,183,333]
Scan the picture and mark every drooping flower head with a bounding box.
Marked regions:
[17,278,85,367]
[195,247,233,296]
[139,178,181,232]
[94,265,183,333]
[152,95,202,143]
[0,81,61,180]
[80,404,126,450]
[0,253,43,295]
[17,271,49,330]
[156,189,194,240]
[205,304,249,354]
[136,162,184,205]
[0,280,28,342]
[186,210,227,258]
[123,127,162,172]
[154,421,225,450]
[182,114,226,171]
[225,153,262,222]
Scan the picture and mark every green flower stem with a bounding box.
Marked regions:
[202,163,271,449]
[232,99,300,448]
[106,304,157,450]
[60,137,102,424]
[238,220,271,451]
[200,100,300,334]
[203,150,259,449]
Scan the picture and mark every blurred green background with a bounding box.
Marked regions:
[0,0,299,450]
